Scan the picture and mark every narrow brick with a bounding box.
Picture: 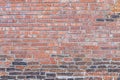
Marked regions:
[37,76,45,79]
[80,0,96,3]
[9,72,22,75]
[23,72,39,75]
[0,68,5,71]
[75,78,84,80]
[68,78,74,80]
[17,76,26,79]
[105,19,114,21]
[26,76,36,79]
[96,19,105,21]
[108,69,120,72]
[46,73,56,77]
[12,62,27,65]
[117,77,120,80]
[1,76,16,79]
[111,15,119,18]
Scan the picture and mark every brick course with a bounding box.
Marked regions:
[0,0,120,80]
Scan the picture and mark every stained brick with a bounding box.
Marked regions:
[12,62,27,65]
[108,69,120,72]
[98,65,107,68]
[96,19,105,21]
[14,59,23,62]
[75,78,84,80]
[42,65,58,68]
[37,76,45,79]
[46,73,56,77]
[90,66,97,68]
[111,15,119,18]
[23,72,39,75]
[26,76,36,78]
[74,58,82,61]
[117,77,120,80]
[57,73,73,76]
[7,68,16,71]
[17,76,26,79]
[68,78,74,80]
[76,62,92,65]
[106,19,114,21]
[86,69,95,72]
[1,76,16,79]
[45,79,55,80]
[0,68,5,71]
[9,72,22,75]
[28,62,39,65]
[59,65,68,68]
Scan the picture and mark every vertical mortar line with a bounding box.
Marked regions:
[13,0,16,62]
[23,0,27,79]
[105,1,112,77]
[109,0,115,68]
[8,0,16,70]
[29,0,33,63]
[88,2,94,72]
[39,0,43,78]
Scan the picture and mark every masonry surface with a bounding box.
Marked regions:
[0,0,120,80]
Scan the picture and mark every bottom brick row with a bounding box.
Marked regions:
[0,76,116,80]
[1,58,120,80]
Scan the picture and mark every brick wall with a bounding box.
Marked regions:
[0,0,120,80]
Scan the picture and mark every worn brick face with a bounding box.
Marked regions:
[0,0,120,80]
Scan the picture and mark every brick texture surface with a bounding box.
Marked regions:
[0,0,120,80]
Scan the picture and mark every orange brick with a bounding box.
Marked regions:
[34,53,50,59]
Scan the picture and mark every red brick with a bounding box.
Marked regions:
[80,0,96,3]
[43,0,60,2]
[83,45,99,50]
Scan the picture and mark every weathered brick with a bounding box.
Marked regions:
[12,62,27,65]
[75,78,84,80]
[37,76,45,79]
[96,19,105,21]
[9,72,22,75]
[45,79,55,80]
[117,77,120,80]
[23,72,39,75]
[42,65,58,68]
[90,66,97,68]
[1,76,16,79]
[7,68,16,71]
[57,73,73,76]
[74,58,82,61]
[17,76,26,79]
[108,69,120,72]
[0,68,5,71]
[86,69,95,72]
[26,76,36,79]
[111,14,119,18]
[46,73,56,77]
[59,65,68,68]
[68,78,74,80]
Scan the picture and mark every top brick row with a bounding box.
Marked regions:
[0,0,102,3]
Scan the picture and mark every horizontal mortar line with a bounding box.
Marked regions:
[4,2,98,3]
